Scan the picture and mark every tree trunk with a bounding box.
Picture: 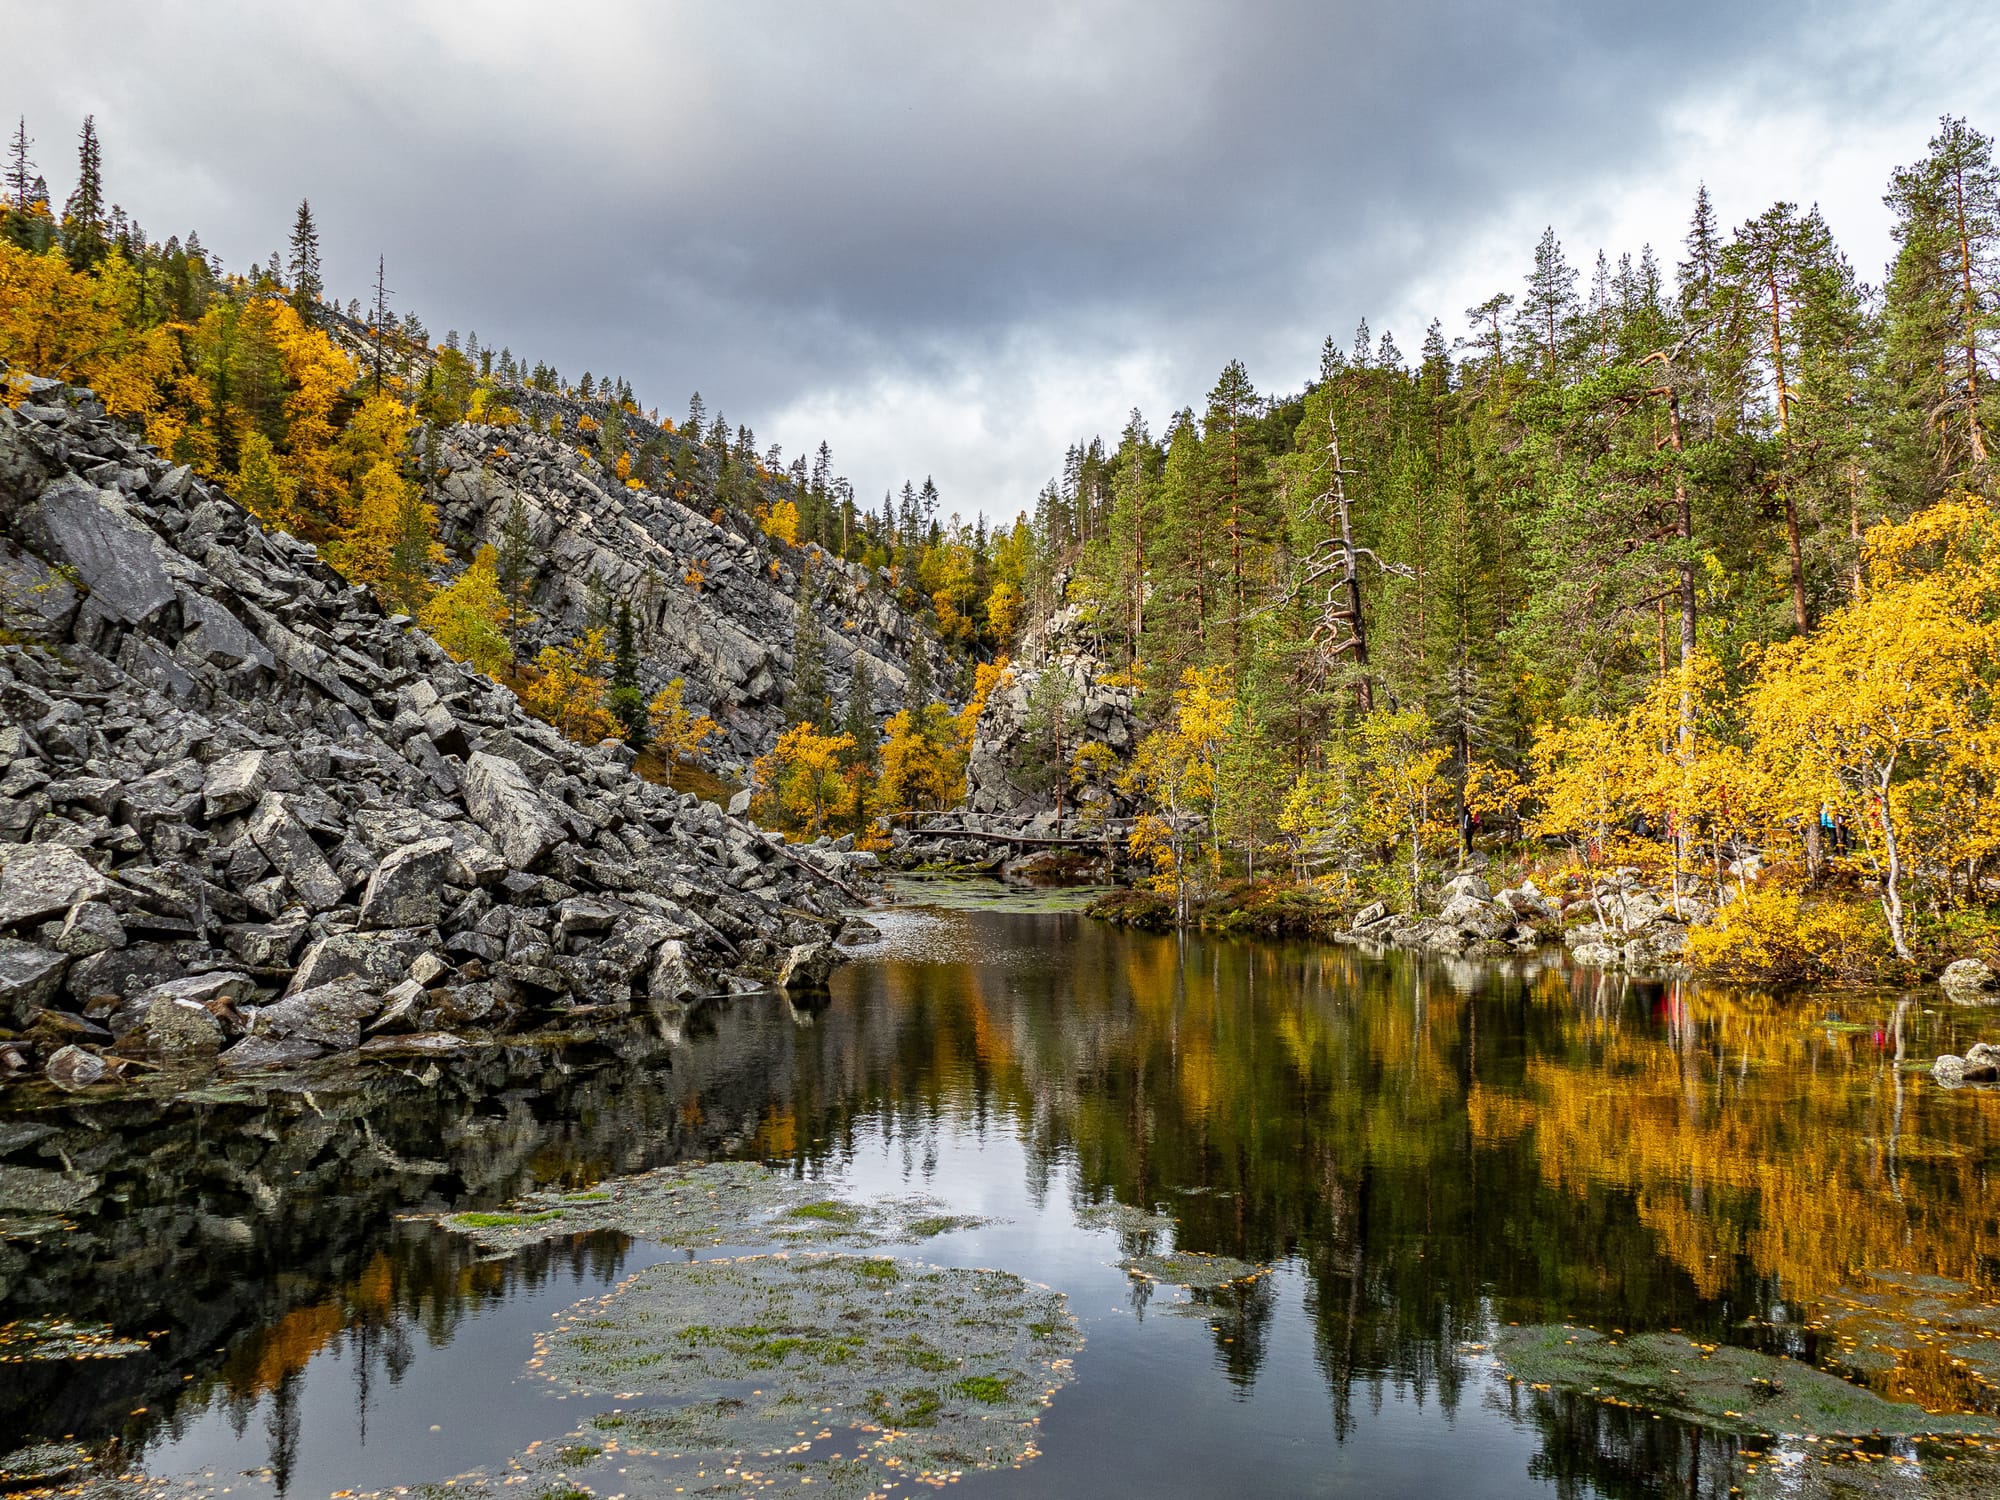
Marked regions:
[1955,162,1989,465]
[1875,759,1913,962]
[1849,464,1864,600]
[1784,493,1809,633]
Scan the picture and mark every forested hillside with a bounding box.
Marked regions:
[4,109,1996,980]
[1,114,1027,819]
[1014,116,1999,975]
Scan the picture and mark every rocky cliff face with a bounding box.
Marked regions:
[963,601,1143,823]
[0,376,862,1090]
[423,405,948,770]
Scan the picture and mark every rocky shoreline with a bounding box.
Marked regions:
[0,380,868,1092]
[1338,867,1699,971]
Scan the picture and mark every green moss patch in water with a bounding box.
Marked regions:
[524,1250,1082,1495]
[1076,1199,1175,1240]
[428,1161,992,1254]
[448,1210,564,1230]
[1774,1271,2000,1411]
[1122,1250,1265,1291]
[1492,1324,1998,1439]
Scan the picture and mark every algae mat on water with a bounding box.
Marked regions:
[521,1251,1083,1497]
[1492,1325,1998,1439]
[431,1161,987,1254]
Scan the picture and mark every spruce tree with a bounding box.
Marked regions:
[903,636,933,713]
[388,482,433,614]
[287,199,322,324]
[5,116,32,213]
[787,569,830,729]
[61,115,105,272]
[608,600,648,746]
[597,403,625,470]
[497,494,535,654]
[843,656,877,772]
[370,256,392,395]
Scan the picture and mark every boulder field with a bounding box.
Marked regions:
[0,377,865,1089]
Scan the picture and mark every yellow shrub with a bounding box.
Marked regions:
[761,499,800,546]
[1685,883,1890,982]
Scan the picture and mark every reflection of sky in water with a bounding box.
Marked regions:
[138,1118,1561,1500]
[11,907,2000,1500]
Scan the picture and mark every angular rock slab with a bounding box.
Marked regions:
[246,975,381,1049]
[246,793,346,911]
[358,836,454,929]
[0,844,114,929]
[26,478,176,626]
[777,939,839,991]
[462,751,566,871]
[115,996,225,1058]
[0,939,68,1025]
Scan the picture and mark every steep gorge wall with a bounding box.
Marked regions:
[424,419,948,769]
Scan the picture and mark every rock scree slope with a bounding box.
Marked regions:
[0,375,861,1087]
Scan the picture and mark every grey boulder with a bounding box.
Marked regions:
[358,836,455,929]
[462,752,566,871]
[777,940,839,991]
[246,794,346,911]
[246,975,381,1049]
[116,996,225,1058]
[0,939,67,1025]
[1941,959,1999,1004]
[25,478,176,626]
[43,1044,110,1089]
[0,845,114,929]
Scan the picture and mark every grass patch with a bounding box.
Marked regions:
[953,1374,1014,1403]
[785,1199,861,1224]
[868,1386,943,1428]
[451,1209,562,1229]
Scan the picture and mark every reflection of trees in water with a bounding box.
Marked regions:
[1510,1386,1745,1500]
[264,1370,300,1499]
[12,912,1999,1470]
[180,1227,630,1496]
[777,915,2000,1442]
[0,999,812,1453]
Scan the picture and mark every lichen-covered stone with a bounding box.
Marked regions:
[0,938,67,1025]
[357,835,454,929]
[462,752,566,871]
[0,844,114,929]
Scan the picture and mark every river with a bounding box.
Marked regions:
[3,879,1998,1499]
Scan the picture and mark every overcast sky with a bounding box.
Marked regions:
[11,1,2000,519]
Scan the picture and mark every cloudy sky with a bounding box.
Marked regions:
[12,1,2000,518]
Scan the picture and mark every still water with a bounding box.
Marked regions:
[4,883,1999,1498]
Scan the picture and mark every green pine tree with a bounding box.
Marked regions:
[287,199,322,324]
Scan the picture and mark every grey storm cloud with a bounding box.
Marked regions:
[8,0,2000,514]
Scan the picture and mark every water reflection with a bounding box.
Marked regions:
[3,900,1997,1498]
